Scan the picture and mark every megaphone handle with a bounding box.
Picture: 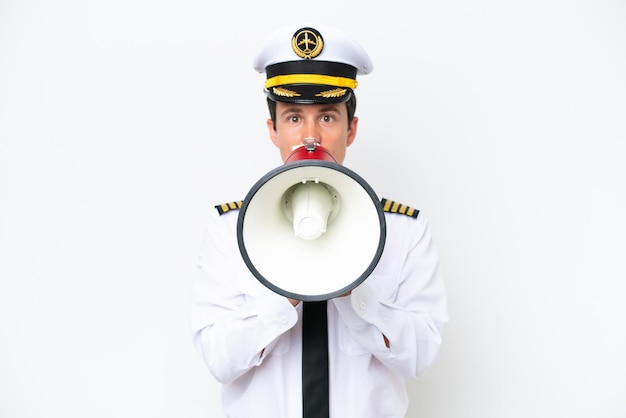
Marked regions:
[302,301,330,418]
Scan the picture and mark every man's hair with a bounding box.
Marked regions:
[266,93,357,130]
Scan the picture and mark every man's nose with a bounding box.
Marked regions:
[302,121,320,142]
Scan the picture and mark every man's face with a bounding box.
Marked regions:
[267,101,358,164]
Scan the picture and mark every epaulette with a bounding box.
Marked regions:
[215,199,418,218]
[215,200,242,215]
[381,198,419,218]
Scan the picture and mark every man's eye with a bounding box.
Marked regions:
[290,116,299,123]
[322,115,333,122]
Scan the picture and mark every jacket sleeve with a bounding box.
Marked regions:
[331,213,448,379]
[190,209,298,384]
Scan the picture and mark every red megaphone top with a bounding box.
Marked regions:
[284,138,337,164]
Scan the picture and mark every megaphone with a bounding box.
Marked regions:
[237,139,386,301]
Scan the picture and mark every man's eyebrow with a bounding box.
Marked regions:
[278,106,304,117]
[278,105,341,118]
[318,105,341,113]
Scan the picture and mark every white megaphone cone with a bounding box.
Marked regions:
[237,139,386,301]
[287,181,334,240]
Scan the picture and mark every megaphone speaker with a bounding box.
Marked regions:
[237,141,386,301]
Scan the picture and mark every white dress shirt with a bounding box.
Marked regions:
[191,202,448,418]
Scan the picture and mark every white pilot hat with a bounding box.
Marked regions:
[253,24,373,104]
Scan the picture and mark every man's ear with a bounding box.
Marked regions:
[347,116,358,147]
[266,118,279,148]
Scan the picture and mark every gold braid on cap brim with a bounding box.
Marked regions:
[272,87,301,98]
[316,88,348,98]
[265,74,358,89]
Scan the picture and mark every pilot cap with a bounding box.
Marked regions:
[253,24,373,104]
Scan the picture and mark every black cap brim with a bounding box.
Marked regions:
[266,84,353,104]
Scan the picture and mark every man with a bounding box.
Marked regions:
[191,24,448,418]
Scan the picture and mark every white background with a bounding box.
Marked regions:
[1,0,625,417]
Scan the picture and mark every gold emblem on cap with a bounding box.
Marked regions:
[292,28,324,59]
